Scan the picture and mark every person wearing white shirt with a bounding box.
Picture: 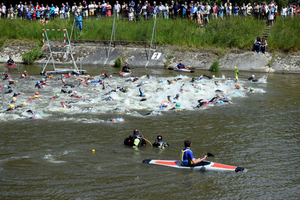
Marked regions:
[72,2,77,17]
[88,1,94,16]
[281,4,287,19]
[1,3,6,18]
[224,0,232,18]
[60,7,65,19]
[158,2,164,18]
[54,5,59,18]
[114,1,121,18]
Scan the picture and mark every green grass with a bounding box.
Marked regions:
[0,17,299,52]
[267,17,300,52]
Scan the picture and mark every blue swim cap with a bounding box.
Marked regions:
[161,79,164,82]
[200,77,203,79]
[223,97,227,100]
[4,85,7,88]
[115,118,120,121]
[99,79,102,82]
[235,92,239,95]
[151,77,155,79]
[220,101,224,104]
[200,80,203,83]
[37,81,40,84]
[192,84,194,86]
[141,82,144,84]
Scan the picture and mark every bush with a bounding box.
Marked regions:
[113,57,123,68]
[22,42,46,65]
[209,61,220,72]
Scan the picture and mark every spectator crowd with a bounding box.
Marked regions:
[1,1,300,27]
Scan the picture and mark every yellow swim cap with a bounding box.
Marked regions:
[12,97,17,101]
[22,102,27,106]
[10,104,15,109]
[15,80,18,83]
[34,95,38,98]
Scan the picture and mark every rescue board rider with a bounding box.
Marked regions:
[176,60,186,69]
[181,140,207,166]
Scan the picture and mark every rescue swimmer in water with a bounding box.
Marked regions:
[124,129,147,148]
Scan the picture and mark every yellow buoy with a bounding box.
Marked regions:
[92,149,95,153]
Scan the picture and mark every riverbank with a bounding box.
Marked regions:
[1,41,300,73]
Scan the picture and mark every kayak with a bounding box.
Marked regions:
[120,72,131,77]
[4,63,19,70]
[169,68,194,73]
[142,159,244,172]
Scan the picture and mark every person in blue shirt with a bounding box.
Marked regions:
[129,0,135,11]
[50,4,55,20]
[182,2,188,18]
[76,12,83,31]
[176,60,186,69]
[101,0,107,16]
[181,140,207,166]
[36,10,41,19]
[7,56,15,66]
[27,9,32,20]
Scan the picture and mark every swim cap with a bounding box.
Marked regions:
[24,70,27,73]
[192,84,194,86]
[250,88,254,91]
[74,91,77,94]
[141,82,144,84]
[239,86,242,89]
[41,78,45,81]
[87,80,90,83]
[22,102,27,106]
[37,81,40,84]
[15,80,18,83]
[10,104,15,109]
[21,74,25,77]
[35,92,39,95]
[176,103,181,107]
[200,77,203,79]
[212,75,215,78]
[34,95,38,98]
[56,94,60,97]
[252,75,255,78]
[62,79,66,83]
[161,79,164,82]
[14,92,18,96]
[115,118,120,121]
[109,75,112,78]
[99,79,102,82]
[200,80,203,83]
[12,97,17,101]
[220,101,224,104]
[4,85,7,88]
[235,84,239,87]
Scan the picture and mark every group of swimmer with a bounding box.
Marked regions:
[1,59,259,121]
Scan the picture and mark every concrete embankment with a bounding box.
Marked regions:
[0,42,299,73]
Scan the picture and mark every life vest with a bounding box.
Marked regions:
[181,149,194,166]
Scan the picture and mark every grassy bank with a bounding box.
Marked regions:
[267,17,300,52]
[0,17,299,52]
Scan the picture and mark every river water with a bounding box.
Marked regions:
[0,65,299,199]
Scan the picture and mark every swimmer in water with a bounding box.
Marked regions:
[16,102,27,109]
[152,134,170,149]
[50,94,60,100]
[102,96,116,101]
[60,101,72,108]
[70,91,82,98]
[248,75,258,82]
[3,104,16,112]
[139,88,146,97]
[13,92,23,97]
[11,97,17,104]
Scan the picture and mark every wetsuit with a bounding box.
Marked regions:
[248,77,258,82]
[181,147,194,166]
[4,89,13,94]
[152,140,170,149]
[61,89,72,94]
[102,96,114,101]
[63,84,75,88]
[124,134,146,148]
[139,88,145,97]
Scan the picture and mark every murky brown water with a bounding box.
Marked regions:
[0,64,299,199]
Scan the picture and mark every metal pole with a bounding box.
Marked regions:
[107,11,116,61]
[114,11,116,48]
[70,18,76,42]
[147,17,156,63]
[80,58,82,71]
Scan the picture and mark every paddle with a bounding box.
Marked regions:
[207,152,214,157]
